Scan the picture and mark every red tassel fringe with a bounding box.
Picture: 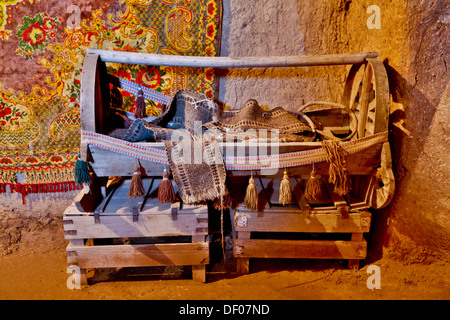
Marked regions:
[0,181,81,204]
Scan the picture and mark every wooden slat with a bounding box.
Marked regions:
[88,49,379,68]
[63,213,208,239]
[64,180,207,217]
[89,145,166,177]
[234,192,370,214]
[67,242,209,269]
[234,239,367,260]
[233,211,371,233]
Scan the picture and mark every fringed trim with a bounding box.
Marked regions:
[181,188,224,205]
[0,181,81,204]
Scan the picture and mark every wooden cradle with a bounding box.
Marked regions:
[65,50,395,284]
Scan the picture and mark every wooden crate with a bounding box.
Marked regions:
[74,51,394,278]
[230,176,372,274]
[64,179,209,285]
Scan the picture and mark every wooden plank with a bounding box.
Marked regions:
[89,145,166,177]
[327,126,351,135]
[233,211,371,233]
[95,178,161,214]
[93,180,207,216]
[238,231,251,239]
[351,233,364,241]
[140,178,155,211]
[234,239,367,260]
[101,179,121,212]
[62,179,206,217]
[67,242,209,269]
[88,49,379,68]
[236,202,370,215]
[63,213,208,239]
[80,54,98,133]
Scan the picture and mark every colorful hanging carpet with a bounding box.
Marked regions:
[0,0,222,202]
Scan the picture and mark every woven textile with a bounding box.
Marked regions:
[110,89,219,142]
[153,89,219,132]
[0,0,222,199]
[206,99,315,142]
[217,99,312,133]
[164,136,226,204]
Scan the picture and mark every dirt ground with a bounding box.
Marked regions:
[0,214,448,300]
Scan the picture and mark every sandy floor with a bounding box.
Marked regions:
[0,217,448,300]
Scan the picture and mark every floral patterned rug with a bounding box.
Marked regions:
[0,0,222,202]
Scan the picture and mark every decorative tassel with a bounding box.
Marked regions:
[305,165,321,201]
[279,170,292,206]
[158,168,176,203]
[74,153,90,187]
[127,165,146,198]
[245,175,258,211]
[322,140,350,196]
[134,89,146,119]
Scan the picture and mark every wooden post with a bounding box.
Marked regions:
[236,231,251,275]
[191,235,207,283]
[67,239,88,287]
[348,233,364,269]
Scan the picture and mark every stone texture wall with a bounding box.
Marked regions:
[219,0,449,259]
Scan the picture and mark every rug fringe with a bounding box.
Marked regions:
[0,182,81,204]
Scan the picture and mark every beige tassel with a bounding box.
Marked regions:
[158,168,177,203]
[127,165,146,198]
[305,168,321,201]
[245,176,258,211]
[279,170,292,206]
